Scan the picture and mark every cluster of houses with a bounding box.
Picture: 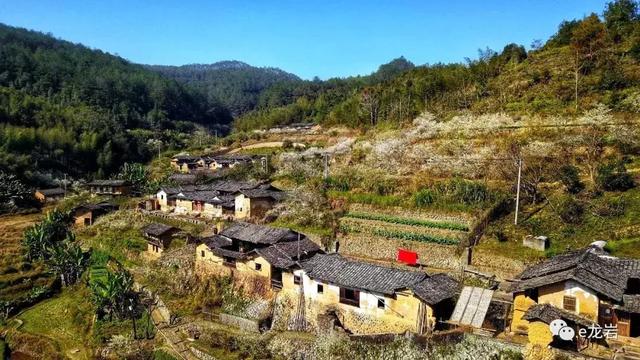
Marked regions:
[192,221,459,335]
[143,219,637,354]
[170,154,256,174]
[154,180,285,221]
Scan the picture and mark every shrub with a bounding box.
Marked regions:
[596,160,635,191]
[558,165,584,194]
[325,176,351,191]
[556,196,584,224]
[437,178,493,205]
[414,189,436,207]
[594,196,626,217]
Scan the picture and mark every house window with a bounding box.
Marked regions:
[377,298,385,309]
[339,288,360,307]
[563,296,577,312]
[201,250,205,258]
[223,257,236,267]
[255,263,262,271]
[317,284,324,294]
[294,275,301,285]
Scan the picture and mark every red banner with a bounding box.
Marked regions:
[397,249,418,265]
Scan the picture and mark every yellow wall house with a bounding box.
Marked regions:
[511,245,640,349]
[72,202,117,227]
[233,188,285,220]
[35,188,65,203]
[141,223,180,258]
[86,180,131,196]
[195,222,321,293]
[280,254,459,335]
[157,181,284,220]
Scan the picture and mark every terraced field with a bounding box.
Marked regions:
[0,212,55,308]
[338,205,475,270]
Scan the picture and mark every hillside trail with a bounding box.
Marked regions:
[227,141,305,153]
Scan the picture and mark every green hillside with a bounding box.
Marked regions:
[148,61,301,116]
[232,1,640,131]
[0,24,231,184]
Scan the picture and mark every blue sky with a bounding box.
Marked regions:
[0,0,609,79]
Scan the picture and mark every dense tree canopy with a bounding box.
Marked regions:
[232,0,640,131]
[148,61,301,116]
[0,24,231,184]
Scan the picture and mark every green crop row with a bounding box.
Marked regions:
[345,212,469,231]
[372,229,459,245]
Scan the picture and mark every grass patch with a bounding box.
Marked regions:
[327,190,406,207]
[17,284,94,359]
[482,187,640,261]
[268,219,333,237]
[345,212,468,231]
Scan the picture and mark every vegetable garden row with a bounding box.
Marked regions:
[345,212,469,231]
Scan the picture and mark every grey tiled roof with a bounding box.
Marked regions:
[73,202,117,213]
[620,295,640,313]
[219,222,299,245]
[86,179,129,186]
[256,238,321,269]
[36,188,65,196]
[412,273,459,305]
[523,304,596,328]
[512,247,636,301]
[301,254,426,296]
[142,223,177,237]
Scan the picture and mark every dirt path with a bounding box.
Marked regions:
[227,141,305,153]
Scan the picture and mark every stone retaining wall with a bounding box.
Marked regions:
[218,313,261,333]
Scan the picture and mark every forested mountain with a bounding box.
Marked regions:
[233,0,640,131]
[147,61,301,116]
[0,23,231,184]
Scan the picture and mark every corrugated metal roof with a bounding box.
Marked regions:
[450,286,494,328]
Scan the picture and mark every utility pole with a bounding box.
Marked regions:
[129,298,137,339]
[63,173,67,196]
[323,153,329,179]
[514,158,522,225]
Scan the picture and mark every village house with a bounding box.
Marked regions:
[175,191,235,219]
[280,254,459,335]
[511,244,640,350]
[233,185,285,220]
[72,202,118,227]
[195,222,320,291]
[171,155,201,173]
[170,154,255,174]
[209,155,254,170]
[156,181,284,220]
[141,223,181,258]
[86,180,131,196]
[195,223,459,335]
[34,188,65,203]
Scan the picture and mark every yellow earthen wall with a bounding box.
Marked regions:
[538,281,599,321]
[280,271,431,334]
[528,321,554,346]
